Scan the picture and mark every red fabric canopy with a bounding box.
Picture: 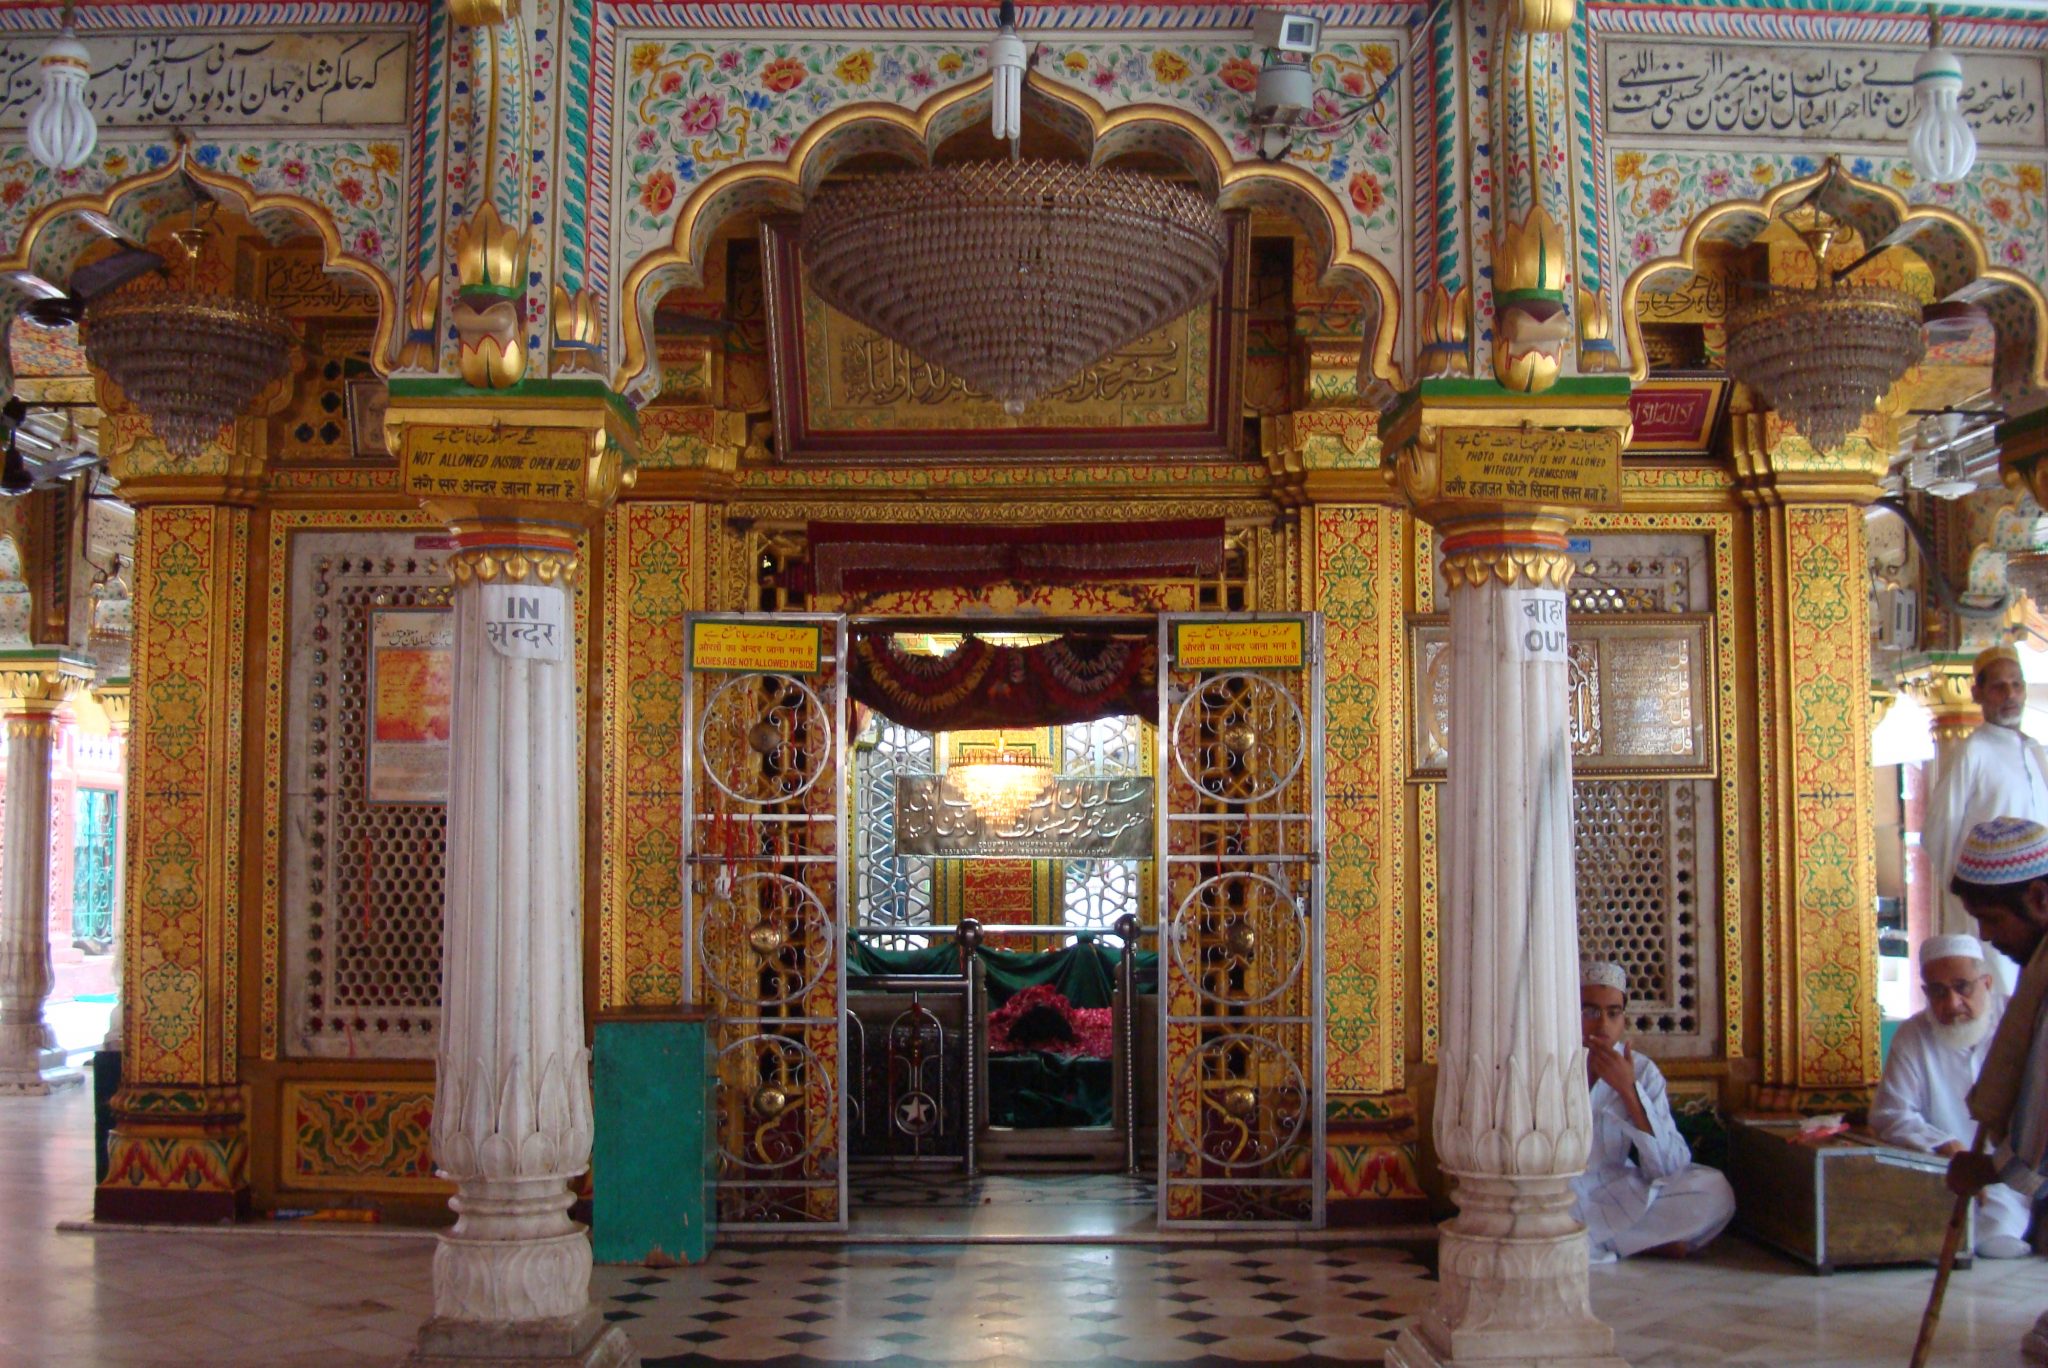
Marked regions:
[848,631,1156,732]
[804,518,1225,596]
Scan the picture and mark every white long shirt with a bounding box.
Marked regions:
[1570,1050,1694,1248]
[1924,724,2048,957]
[1871,1010,1994,1153]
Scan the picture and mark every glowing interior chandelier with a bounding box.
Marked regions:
[82,215,298,459]
[950,746,1053,827]
[801,160,1226,414]
[1724,178,1925,454]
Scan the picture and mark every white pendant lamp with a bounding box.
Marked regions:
[25,5,96,174]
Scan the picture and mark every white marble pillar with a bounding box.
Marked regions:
[405,540,633,1368]
[0,654,92,1095]
[1391,521,1623,1368]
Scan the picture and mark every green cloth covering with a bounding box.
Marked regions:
[848,937,1158,1006]
[986,1053,1115,1127]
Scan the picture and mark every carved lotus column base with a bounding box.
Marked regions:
[404,1308,638,1368]
[1389,1177,1626,1368]
[0,1015,79,1094]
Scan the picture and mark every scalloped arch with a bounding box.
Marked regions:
[1618,164,2048,402]
[614,71,1402,405]
[0,156,399,386]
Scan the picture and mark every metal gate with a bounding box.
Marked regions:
[1156,613,1325,1227]
[682,613,848,1227]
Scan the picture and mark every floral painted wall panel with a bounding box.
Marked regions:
[0,4,433,315]
[602,28,1413,353]
[1586,9,2048,335]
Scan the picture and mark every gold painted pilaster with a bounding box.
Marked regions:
[1739,405,1884,1107]
[95,503,255,1222]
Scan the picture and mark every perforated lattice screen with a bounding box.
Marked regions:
[282,532,452,1059]
[1575,780,1707,1041]
[1567,534,1718,1056]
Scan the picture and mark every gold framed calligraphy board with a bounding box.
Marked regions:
[1407,613,1715,779]
[759,213,1249,463]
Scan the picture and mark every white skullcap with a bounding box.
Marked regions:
[1583,961,1627,993]
[1920,933,1987,966]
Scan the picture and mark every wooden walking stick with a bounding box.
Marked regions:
[1910,1125,1989,1368]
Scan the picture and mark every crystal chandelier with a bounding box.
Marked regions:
[82,221,298,459]
[801,160,1226,413]
[1724,187,1925,454]
[950,746,1053,827]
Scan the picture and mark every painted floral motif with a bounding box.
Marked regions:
[1611,149,2047,277]
[614,37,1405,282]
[0,136,408,280]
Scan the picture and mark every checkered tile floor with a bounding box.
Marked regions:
[615,1242,1436,1365]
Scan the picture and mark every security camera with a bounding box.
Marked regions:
[1252,10,1322,57]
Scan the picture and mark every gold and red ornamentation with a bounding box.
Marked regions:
[1313,505,1407,1095]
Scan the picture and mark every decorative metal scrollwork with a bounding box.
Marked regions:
[1167,1032,1309,1172]
[715,1032,835,1172]
[697,671,832,805]
[1170,671,1305,803]
[697,872,835,1007]
[1168,871,1307,1008]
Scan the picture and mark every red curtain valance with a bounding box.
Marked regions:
[805,518,1225,597]
[848,631,1156,732]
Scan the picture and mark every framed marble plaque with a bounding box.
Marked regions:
[1407,614,1714,778]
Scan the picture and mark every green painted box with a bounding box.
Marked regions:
[593,1007,717,1265]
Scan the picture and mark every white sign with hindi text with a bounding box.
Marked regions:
[481,583,566,661]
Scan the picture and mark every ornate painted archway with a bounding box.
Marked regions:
[613,72,1406,407]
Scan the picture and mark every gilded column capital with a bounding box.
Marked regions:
[1999,406,2048,512]
[1896,652,1981,742]
[0,649,95,718]
[1382,377,1634,530]
[1729,395,1891,505]
[384,380,639,538]
[94,677,133,735]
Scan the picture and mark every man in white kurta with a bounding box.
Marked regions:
[1870,932,2034,1257]
[1572,961,1735,1262]
[1923,645,2048,986]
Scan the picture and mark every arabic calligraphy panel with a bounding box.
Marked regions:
[895,775,1155,859]
[1602,39,2045,149]
[0,31,414,131]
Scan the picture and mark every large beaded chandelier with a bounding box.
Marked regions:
[82,220,298,459]
[1724,176,1925,454]
[801,160,1227,413]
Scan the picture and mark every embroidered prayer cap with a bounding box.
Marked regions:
[1919,932,1987,966]
[1954,817,2048,887]
[1975,643,2021,677]
[1582,961,1627,994]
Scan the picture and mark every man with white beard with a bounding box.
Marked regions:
[1924,644,2048,988]
[1871,931,2035,1257]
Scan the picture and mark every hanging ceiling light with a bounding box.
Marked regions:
[1907,411,1981,500]
[1907,6,1977,186]
[950,746,1053,828]
[81,199,299,459]
[802,161,1226,415]
[26,4,95,174]
[989,0,1026,146]
[1724,170,1926,454]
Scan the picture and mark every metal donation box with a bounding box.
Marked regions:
[592,1007,717,1265]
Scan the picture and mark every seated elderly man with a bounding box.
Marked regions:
[1871,932,2035,1258]
[1574,960,1736,1263]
